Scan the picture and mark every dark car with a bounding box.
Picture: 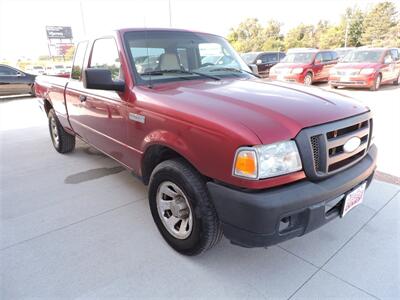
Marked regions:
[0,64,36,96]
[242,51,286,77]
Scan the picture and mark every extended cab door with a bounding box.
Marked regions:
[66,38,130,165]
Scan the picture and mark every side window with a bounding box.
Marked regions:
[278,53,286,61]
[322,52,332,62]
[390,49,399,61]
[90,38,121,80]
[331,51,338,61]
[0,66,18,76]
[315,53,323,63]
[260,54,268,63]
[71,41,88,80]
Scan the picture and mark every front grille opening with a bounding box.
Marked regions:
[310,135,321,171]
[326,120,369,140]
[325,195,344,217]
[328,149,365,172]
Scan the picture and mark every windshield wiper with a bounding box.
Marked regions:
[141,69,220,81]
[208,67,260,78]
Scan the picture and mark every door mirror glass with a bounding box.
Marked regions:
[384,56,392,64]
[83,68,125,92]
[256,59,262,65]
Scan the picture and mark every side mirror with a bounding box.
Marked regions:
[384,57,392,64]
[256,59,262,65]
[83,68,125,92]
[314,59,321,65]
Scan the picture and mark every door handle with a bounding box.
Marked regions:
[79,95,87,102]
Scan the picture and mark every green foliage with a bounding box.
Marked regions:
[227,1,399,52]
[361,1,398,46]
[227,18,284,52]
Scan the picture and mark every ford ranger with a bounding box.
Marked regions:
[35,28,377,256]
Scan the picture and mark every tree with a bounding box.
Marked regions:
[284,24,316,49]
[227,18,265,52]
[261,20,284,51]
[227,18,284,52]
[361,1,398,46]
[319,25,344,49]
[345,7,365,47]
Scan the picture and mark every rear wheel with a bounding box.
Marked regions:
[304,72,313,86]
[370,74,381,91]
[148,158,222,256]
[48,109,75,153]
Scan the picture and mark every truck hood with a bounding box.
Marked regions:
[142,78,368,144]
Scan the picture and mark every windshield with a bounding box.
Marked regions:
[124,30,251,84]
[342,50,384,63]
[241,52,259,64]
[281,52,315,64]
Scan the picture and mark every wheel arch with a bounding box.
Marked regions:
[141,143,202,185]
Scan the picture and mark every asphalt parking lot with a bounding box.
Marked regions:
[1,84,399,299]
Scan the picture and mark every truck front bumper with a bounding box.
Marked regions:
[207,144,377,248]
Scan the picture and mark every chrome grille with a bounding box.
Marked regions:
[295,113,372,180]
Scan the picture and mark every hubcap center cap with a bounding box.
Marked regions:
[170,198,189,218]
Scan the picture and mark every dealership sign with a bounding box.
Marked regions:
[46,26,73,39]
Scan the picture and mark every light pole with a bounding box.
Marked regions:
[169,0,172,27]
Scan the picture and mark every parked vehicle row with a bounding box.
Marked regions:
[258,47,400,91]
[35,28,377,256]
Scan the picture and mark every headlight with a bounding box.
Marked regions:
[292,67,303,74]
[233,141,302,179]
[359,68,375,75]
[329,68,337,75]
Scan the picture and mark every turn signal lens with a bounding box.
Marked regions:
[233,150,257,179]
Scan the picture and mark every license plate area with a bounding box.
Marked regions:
[341,182,366,217]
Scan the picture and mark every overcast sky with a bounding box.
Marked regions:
[0,0,392,60]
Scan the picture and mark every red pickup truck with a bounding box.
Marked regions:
[35,28,377,256]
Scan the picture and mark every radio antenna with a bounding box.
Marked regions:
[144,17,153,89]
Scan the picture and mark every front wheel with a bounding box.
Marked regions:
[148,158,222,256]
[304,72,313,86]
[48,109,76,153]
[370,74,381,91]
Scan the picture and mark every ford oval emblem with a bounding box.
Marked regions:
[343,137,361,153]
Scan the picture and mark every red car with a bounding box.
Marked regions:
[269,49,338,85]
[35,29,376,255]
[329,48,400,91]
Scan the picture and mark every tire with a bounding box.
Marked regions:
[30,85,36,97]
[148,158,222,256]
[393,73,400,86]
[370,74,381,91]
[304,72,313,86]
[48,109,75,153]
[330,84,338,89]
